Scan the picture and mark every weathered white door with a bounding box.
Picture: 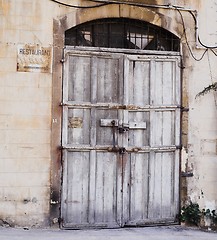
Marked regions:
[61,49,181,229]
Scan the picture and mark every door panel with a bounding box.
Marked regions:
[67,109,91,145]
[127,60,151,106]
[96,109,119,146]
[150,110,176,147]
[61,50,181,228]
[148,152,178,221]
[123,55,180,226]
[94,152,120,224]
[62,151,90,226]
[128,153,150,222]
[62,51,124,228]
[68,55,91,102]
[128,111,150,147]
[95,57,121,103]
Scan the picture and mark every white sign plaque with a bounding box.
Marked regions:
[17,44,52,73]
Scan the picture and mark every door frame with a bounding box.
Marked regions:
[51,2,186,226]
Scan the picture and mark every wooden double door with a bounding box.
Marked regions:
[61,49,181,229]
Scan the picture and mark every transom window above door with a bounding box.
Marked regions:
[65,18,180,52]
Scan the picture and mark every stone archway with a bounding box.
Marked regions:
[50,3,183,227]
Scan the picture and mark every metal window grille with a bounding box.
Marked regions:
[65,18,180,51]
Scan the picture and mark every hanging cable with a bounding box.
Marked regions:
[198,36,217,49]
[51,0,217,54]
[188,10,217,49]
[49,0,109,8]
[177,9,208,61]
[211,49,217,56]
[90,0,196,11]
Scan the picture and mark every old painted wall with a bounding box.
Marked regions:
[0,0,216,227]
[186,0,217,213]
[0,0,73,227]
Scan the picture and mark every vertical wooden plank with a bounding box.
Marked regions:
[133,60,150,106]
[147,151,155,219]
[148,152,162,219]
[173,57,181,221]
[162,61,173,105]
[124,56,130,106]
[175,109,181,146]
[88,150,96,225]
[68,55,91,102]
[91,56,98,104]
[88,57,97,224]
[173,149,180,217]
[94,152,104,223]
[154,61,163,105]
[122,56,129,226]
[175,58,181,106]
[117,152,123,227]
[62,107,68,146]
[62,53,70,147]
[162,111,174,146]
[161,152,173,218]
[63,52,69,102]
[96,57,105,103]
[121,110,129,226]
[64,151,90,225]
[129,153,149,222]
[119,55,124,105]
[103,153,117,223]
[67,109,91,145]
[150,60,156,106]
[61,149,68,225]
[95,152,119,226]
[153,111,163,146]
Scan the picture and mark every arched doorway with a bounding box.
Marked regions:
[60,18,181,229]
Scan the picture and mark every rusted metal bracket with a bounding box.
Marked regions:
[181,107,189,112]
[181,171,194,177]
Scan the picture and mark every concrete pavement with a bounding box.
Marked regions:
[0,226,217,240]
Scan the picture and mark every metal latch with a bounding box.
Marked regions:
[118,123,129,133]
[110,120,126,154]
[119,147,126,154]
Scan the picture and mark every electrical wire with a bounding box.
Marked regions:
[90,0,196,11]
[49,0,109,8]
[188,10,217,49]
[177,9,208,61]
[211,49,217,56]
[51,0,217,56]
[198,36,217,49]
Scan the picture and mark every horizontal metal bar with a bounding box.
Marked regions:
[100,119,119,127]
[61,145,179,152]
[65,46,181,56]
[100,119,147,129]
[129,121,147,129]
[61,102,181,111]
